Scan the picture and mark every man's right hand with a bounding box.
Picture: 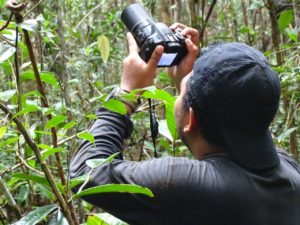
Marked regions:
[168,23,199,92]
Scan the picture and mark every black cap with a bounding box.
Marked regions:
[190,42,281,170]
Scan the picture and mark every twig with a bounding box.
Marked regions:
[20,13,67,187]
[16,151,44,176]
[23,0,47,18]
[74,0,105,31]
[0,13,13,32]
[199,0,217,46]
[0,101,74,225]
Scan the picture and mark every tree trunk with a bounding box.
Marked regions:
[266,0,298,161]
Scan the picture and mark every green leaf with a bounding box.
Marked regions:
[86,152,120,169]
[63,121,77,130]
[77,131,95,144]
[87,215,108,225]
[20,71,59,88]
[45,115,67,129]
[12,205,58,225]
[96,213,129,225]
[36,184,55,201]
[0,43,16,62]
[0,127,7,139]
[0,137,19,148]
[17,19,38,32]
[97,35,110,64]
[278,9,294,32]
[15,184,29,204]
[46,210,68,225]
[13,104,39,118]
[142,88,175,103]
[158,120,173,141]
[86,114,97,120]
[165,102,177,140]
[41,147,64,160]
[70,174,89,188]
[12,173,50,187]
[73,184,154,199]
[277,127,298,143]
[103,99,127,115]
[0,89,16,101]
[0,0,5,8]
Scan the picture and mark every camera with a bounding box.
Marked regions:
[121,3,187,67]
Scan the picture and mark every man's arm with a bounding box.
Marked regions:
[70,108,174,224]
[70,24,199,224]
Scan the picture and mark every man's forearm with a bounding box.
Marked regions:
[70,108,132,178]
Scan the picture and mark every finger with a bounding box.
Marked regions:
[147,45,164,68]
[127,32,139,54]
[170,22,186,31]
[181,27,199,46]
[185,38,199,59]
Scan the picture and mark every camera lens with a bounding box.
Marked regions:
[121,3,153,32]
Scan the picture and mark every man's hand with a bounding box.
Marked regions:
[120,32,164,91]
[168,23,199,92]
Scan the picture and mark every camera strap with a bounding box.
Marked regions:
[148,98,158,158]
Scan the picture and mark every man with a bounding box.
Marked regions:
[70,23,300,225]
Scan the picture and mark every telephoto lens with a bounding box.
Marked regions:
[121,3,187,67]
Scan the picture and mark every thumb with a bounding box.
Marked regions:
[147,45,164,68]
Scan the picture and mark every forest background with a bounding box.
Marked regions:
[0,0,299,224]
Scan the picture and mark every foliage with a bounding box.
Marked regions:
[0,0,299,224]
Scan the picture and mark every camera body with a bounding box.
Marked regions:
[121,3,187,67]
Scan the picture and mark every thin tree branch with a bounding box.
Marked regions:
[23,0,47,18]
[199,0,217,46]
[0,13,13,32]
[0,101,74,225]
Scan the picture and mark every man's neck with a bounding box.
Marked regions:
[189,136,226,160]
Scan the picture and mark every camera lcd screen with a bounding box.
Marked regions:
[157,53,178,66]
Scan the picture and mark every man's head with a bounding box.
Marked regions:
[177,42,281,170]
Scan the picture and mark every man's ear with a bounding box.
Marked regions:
[183,107,197,133]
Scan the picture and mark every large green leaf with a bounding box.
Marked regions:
[158,120,173,142]
[12,205,58,225]
[142,88,175,103]
[277,127,298,143]
[0,43,16,62]
[13,104,40,118]
[12,173,49,187]
[96,213,129,225]
[70,174,89,188]
[87,215,108,225]
[165,102,177,140]
[86,152,120,169]
[73,184,154,198]
[63,121,77,130]
[77,131,95,144]
[103,99,127,115]
[20,71,59,88]
[0,137,19,148]
[97,35,110,64]
[278,9,294,32]
[41,147,64,160]
[46,210,68,225]
[45,115,67,129]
